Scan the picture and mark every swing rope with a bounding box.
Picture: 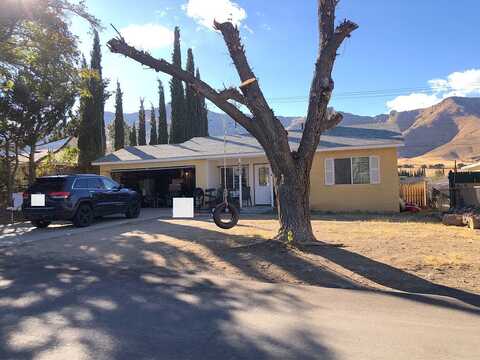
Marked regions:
[222,117,228,204]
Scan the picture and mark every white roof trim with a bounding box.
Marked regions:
[92,143,403,166]
[460,162,480,170]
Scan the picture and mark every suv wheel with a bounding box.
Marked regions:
[32,220,51,228]
[125,200,141,219]
[73,204,93,227]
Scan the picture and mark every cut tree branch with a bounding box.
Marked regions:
[298,0,357,162]
[218,87,247,105]
[214,20,294,170]
[106,36,255,133]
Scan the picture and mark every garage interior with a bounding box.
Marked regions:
[111,167,196,208]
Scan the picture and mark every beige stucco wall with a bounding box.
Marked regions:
[310,147,399,212]
[98,147,399,212]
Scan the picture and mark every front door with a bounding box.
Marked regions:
[254,164,272,205]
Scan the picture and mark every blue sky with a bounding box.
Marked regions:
[71,0,480,116]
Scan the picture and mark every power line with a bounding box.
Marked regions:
[265,83,480,103]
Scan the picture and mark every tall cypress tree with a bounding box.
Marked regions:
[157,79,168,144]
[113,80,125,150]
[138,98,146,145]
[90,29,107,157]
[169,26,186,144]
[129,122,137,146]
[78,55,96,167]
[196,68,209,136]
[185,48,198,139]
[149,103,157,145]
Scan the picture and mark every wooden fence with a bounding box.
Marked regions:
[400,181,428,208]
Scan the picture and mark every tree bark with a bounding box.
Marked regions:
[28,141,36,185]
[107,0,357,245]
[273,166,314,243]
[3,139,13,205]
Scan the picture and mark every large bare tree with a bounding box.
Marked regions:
[107,0,357,244]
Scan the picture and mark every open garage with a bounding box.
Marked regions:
[111,166,196,208]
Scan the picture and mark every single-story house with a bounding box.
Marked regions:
[12,137,77,188]
[92,123,404,212]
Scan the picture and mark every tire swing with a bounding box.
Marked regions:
[213,118,239,229]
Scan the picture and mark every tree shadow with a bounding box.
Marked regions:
[142,219,480,314]
[298,243,480,311]
[0,253,337,360]
[2,216,480,359]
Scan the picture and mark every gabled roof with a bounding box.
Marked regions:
[93,123,403,166]
[18,137,76,163]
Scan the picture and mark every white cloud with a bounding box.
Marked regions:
[243,24,254,34]
[120,24,173,50]
[261,23,272,31]
[386,93,441,112]
[387,69,480,112]
[182,0,247,30]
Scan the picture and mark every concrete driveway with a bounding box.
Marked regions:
[1,215,479,359]
[0,208,176,247]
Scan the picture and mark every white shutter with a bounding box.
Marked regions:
[369,156,380,184]
[325,158,334,185]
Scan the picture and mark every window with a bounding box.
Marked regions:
[334,158,352,184]
[220,166,249,190]
[325,156,380,185]
[73,178,88,189]
[352,157,370,184]
[102,178,120,190]
[87,178,104,190]
[258,166,269,186]
[29,178,66,192]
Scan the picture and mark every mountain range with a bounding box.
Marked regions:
[105,96,480,164]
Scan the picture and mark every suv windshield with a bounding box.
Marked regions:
[29,178,67,193]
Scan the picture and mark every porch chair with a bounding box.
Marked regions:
[242,186,252,207]
[193,188,204,209]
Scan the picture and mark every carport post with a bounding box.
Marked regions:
[238,158,243,209]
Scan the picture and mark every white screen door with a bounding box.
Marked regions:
[254,165,272,205]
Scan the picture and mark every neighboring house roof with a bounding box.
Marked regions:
[18,137,76,163]
[460,162,480,171]
[93,123,404,166]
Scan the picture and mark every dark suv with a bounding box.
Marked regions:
[22,174,141,228]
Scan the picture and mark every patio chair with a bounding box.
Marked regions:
[204,188,218,209]
[242,186,252,207]
[193,188,204,209]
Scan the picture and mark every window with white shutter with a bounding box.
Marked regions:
[325,158,334,185]
[369,156,380,184]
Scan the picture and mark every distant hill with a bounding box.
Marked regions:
[389,97,480,163]
[105,96,480,163]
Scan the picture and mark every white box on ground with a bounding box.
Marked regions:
[172,197,194,218]
[31,194,45,207]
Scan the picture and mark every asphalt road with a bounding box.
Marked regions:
[1,213,480,359]
[1,252,479,360]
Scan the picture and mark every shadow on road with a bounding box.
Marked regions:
[0,257,335,359]
[2,216,480,358]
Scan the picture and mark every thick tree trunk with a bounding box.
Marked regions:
[28,142,36,185]
[274,169,315,243]
[3,140,13,205]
